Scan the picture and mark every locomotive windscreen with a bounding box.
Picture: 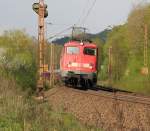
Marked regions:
[83,48,96,56]
[67,47,79,54]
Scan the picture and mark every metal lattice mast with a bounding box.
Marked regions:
[108,46,112,84]
[144,24,148,67]
[32,0,48,95]
[50,43,55,87]
[141,24,148,75]
[37,0,45,92]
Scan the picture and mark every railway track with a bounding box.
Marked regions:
[46,85,150,130]
[47,85,150,106]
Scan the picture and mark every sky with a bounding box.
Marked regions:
[0,0,150,38]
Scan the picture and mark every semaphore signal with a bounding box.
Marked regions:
[32,2,48,18]
[32,0,48,98]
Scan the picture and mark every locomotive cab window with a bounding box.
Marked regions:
[66,47,79,54]
[84,47,96,56]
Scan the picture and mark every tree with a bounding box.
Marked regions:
[0,30,37,90]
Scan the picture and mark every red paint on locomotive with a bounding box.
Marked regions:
[60,40,98,87]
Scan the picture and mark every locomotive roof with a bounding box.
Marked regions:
[64,41,97,48]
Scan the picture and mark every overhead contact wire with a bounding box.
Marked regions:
[81,0,97,26]
[47,26,73,40]
[76,0,90,25]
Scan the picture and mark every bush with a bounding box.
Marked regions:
[0,30,37,91]
[0,77,101,131]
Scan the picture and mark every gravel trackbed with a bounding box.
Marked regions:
[46,87,150,131]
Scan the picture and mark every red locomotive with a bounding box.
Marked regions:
[60,28,98,88]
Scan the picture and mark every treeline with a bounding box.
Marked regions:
[52,29,111,45]
[0,30,63,91]
[0,30,37,91]
[1,3,150,95]
[0,31,99,131]
[93,4,150,94]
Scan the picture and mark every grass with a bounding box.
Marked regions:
[0,77,101,131]
[114,75,150,95]
[98,72,150,95]
[99,74,150,95]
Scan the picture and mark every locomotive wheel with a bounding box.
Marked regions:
[88,79,96,88]
[80,79,87,90]
[63,78,69,86]
[72,78,78,87]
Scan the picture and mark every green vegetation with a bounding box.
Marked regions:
[0,30,100,131]
[0,30,37,91]
[45,43,63,69]
[95,4,150,95]
[46,3,150,95]
[0,77,100,131]
[1,2,150,130]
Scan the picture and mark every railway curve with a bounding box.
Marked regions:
[46,85,150,130]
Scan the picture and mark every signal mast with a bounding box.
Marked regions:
[32,0,48,97]
[108,46,112,85]
[141,24,149,75]
[143,24,148,75]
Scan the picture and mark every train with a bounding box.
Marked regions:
[60,29,98,88]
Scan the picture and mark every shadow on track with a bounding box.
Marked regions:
[88,85,132,93]
[64,81,132,94]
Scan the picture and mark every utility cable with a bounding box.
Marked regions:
[76,0,90,25]
[47,26,73,40]
[81,0,97,26]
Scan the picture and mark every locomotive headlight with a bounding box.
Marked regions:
[71,62,78,67]
[68,62,93,69]
[89,63,94,69]
[67,62,72,67]
[80,42,84,46]
[67,62,78,67]
[68,64,71,67]
[83,63,93,69]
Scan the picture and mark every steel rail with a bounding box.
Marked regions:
[60,86,150,106]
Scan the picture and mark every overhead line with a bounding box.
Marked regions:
[46,0,97,41]
[47,26,73,40]
[76,0,90,25]
[48,22,73,27]
[81,0,97,26]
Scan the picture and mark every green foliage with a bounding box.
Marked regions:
[45,43,63,69]
[99,4,150,94]
[52,37,70,45]
[0,30,37,91]
[0,77,101,131]
[92,37,105,80]
[100,25,129,81]
[92,29,111,43]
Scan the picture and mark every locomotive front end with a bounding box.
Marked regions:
[60,41,98,87]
